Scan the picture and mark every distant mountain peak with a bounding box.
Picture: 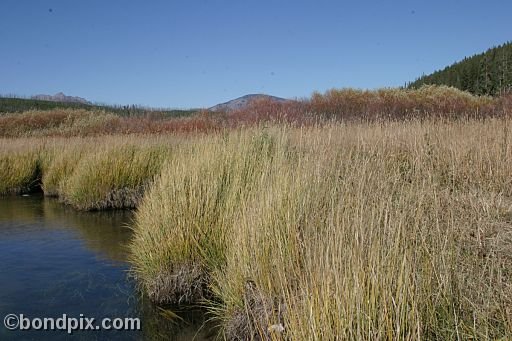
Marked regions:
[209,94,288,112]
[31,92,90,104]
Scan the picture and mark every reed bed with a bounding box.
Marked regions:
[1,116,511,339]
[0,148,41,195]
[129,119,512,340]
[0,135,178,209]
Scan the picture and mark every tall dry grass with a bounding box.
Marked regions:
[59,143,169,210]
[130,130,287,305]
[0,142,42,195]
[130,120,512,340]
[0,136,178,209]
[1,113,512,339]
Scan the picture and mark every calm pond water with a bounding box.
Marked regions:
[0,195,212,340]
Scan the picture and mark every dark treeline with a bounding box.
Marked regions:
[409,42,512,96]
[0,96,198,118]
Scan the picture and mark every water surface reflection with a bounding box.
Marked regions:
[0,195,212,340]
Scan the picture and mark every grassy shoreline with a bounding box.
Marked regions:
[128,120,512,339]
[0,135,176,209]
[2,118,511,339]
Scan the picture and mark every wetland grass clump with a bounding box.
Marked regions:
[130,120,512,340]
[59,143,170,210]
[0,136,175,210]
[0,141,42,195]
[129,129,287,304]
[41,144,88,197]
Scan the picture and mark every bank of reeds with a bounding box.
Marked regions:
[0,136,175,209]
[0,145,42,195]
[1,100,512,339]
[130,130,287,305]
[58,144,169,210]
[130,120,512,340]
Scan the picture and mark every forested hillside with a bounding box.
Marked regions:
[0,97,198,117]
[409,42,512,96]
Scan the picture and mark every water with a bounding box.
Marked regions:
[0,195,212,340]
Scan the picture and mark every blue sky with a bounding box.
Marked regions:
[1,1,511,108]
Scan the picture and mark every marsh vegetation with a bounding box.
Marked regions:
[1,86,511,339]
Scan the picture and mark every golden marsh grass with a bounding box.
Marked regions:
[129,119,512,339]
[1,118,511,339]
[0,135,177,209]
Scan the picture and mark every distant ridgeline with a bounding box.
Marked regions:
[409,42,512,96]
[0,96,198,117]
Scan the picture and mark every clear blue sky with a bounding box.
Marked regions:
[1,1,510,108]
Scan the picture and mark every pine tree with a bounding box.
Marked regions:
[409,41,512,96]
